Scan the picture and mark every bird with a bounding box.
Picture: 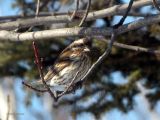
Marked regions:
[31,37,92,94]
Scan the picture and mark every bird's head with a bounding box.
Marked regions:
[70,38,92,53]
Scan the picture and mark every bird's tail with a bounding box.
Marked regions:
[25,71,54,90]
[25,79,48,90]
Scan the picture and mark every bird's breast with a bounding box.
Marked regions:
[49,55,91,91]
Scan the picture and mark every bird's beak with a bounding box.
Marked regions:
[84,47,90,52]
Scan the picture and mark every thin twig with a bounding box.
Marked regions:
[27,0,40,31]
[102,38,160,55]
[79,0,91,27]
[57,71,79,98]
[71,0,80,20]
[32,41,57,101]
[80,31,116,83]
[152,0,160,12]
[22,81,48,92]
[6,95,10,120]
[0,11,157,22]
[0,0,157,30]
[39,0,50,11]
[36,0,40,18]
[2,11,160,41]
[114,0,134,28]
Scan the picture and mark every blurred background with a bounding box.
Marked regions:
[0,0,160,120]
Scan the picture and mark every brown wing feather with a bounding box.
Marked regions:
[43,48,74,82]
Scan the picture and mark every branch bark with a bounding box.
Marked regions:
[104,39,160,55]
[0,11,158,22]
[0,14,160,41]
[0,0,158,30]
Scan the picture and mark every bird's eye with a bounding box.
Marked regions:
[85,41,92,47]
[73,44,83,48]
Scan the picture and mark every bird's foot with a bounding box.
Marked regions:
[75,81,83,89]
[69,81,83,93]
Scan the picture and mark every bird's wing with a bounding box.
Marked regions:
[30,47,80,87]
[35,50,74,83]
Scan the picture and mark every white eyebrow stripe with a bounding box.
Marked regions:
[73,39,84,44]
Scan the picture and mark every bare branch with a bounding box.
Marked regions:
[70,0,80,20]
[39,0,50,11]
[36,0,40,17]
[0,14,160,41]
[103,38,160,55]
[32,41,57,101]
[26,0,41,32]
[80,32,116,83]
[6,95,10,120]
[152,0,160,12]
[114,0,134,28]
[79,0,91,27]
[0,0,158,30]
[0,11,158,22]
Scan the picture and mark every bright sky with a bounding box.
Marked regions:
[0,0,18,16]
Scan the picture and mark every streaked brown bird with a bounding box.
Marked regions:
[31,38,92,92]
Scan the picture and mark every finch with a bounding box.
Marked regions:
[31,38,92,92]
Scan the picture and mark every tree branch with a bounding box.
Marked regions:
[35,0,40,17]
[114,0,134,28]
[0,0,158,30]
[32,41,57,101]
[79,0,91,26]
[70,0,80,20]
[152,0,160,12]
[79,32,116,83]
[0,14,160,41]
[103,39,160,55]
[6,95,10,120]
[0,11,158,22]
